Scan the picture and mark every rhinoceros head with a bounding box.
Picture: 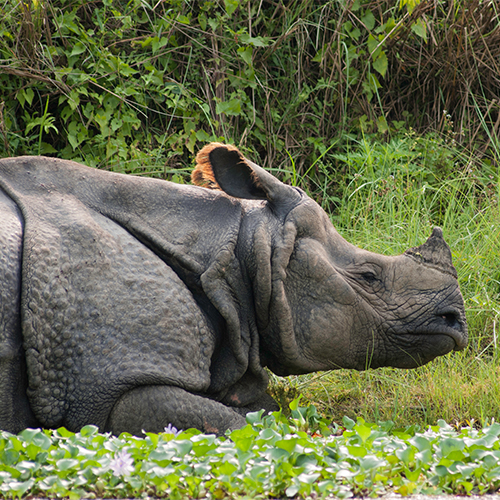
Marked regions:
[193,143,468,376]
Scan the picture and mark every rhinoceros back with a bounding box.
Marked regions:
[0,157,238,430]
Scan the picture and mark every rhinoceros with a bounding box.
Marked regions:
[0,143,467,435]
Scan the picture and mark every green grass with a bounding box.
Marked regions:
[271,131,500,430]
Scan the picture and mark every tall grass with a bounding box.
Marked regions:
[271,130,500,428]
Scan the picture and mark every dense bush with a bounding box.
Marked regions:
[1,0,499,178]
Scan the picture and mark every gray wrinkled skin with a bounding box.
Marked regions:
[0,147,467,436]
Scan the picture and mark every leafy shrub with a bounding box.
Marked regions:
[1,0,498,177]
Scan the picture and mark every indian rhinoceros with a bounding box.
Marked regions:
[0,143,467,435]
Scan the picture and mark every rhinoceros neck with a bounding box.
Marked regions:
[237,208,306,376]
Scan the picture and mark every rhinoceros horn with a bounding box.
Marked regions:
[404,227,458,278]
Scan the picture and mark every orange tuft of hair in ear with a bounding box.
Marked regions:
[191,142,242,190]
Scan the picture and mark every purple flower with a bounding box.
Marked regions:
[164,423,179,436]
[109,450,134,477]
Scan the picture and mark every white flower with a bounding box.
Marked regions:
[164,423,179,436]
[109,450,134,477]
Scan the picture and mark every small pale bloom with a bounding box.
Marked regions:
[109,450,134,477]
[164,423,179,436]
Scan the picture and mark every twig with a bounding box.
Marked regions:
[0,101,9,155]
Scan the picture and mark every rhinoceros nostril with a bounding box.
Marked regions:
[441,312,459,329]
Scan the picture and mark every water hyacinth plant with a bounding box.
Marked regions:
[1,402,500,499]
[108,450,134,478]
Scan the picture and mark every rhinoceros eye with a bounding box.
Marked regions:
[361,271,378,283]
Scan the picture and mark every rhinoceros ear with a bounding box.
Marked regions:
[192,143,300,207]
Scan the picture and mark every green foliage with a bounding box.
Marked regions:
[3,407,500,498]
[1,0,498,176]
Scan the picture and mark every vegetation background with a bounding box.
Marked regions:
[0,0,499,428]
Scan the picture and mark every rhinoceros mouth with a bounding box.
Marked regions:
[376,310,468,369]
[376,332,459,369]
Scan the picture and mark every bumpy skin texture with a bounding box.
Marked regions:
[0,147,468,435]
[0,190,39,431]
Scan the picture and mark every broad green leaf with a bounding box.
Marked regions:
[217,461,237,476]
[312,45,327,63]
[7,478,35,497]
[177,14,190,25]
[354,423,371,442]
[40,142,58,154]
[347,445,367,457]
[396,446,414,465]
[276,438,299,453]
[382,17,396,34]
[22,88,34,107]
[245,410,264,425]
[360,455,385,470]
[336,468,357,479]
[216,98,241,116]
[195,129,210,142]
[192,443,216,457]
[297,471,321,484]
[56,458,80,471]
[362,10,375,31]
[367,34,381,58]
[173,440,193,457]
[416,448,433,464]
[1,449,20,465]
[410,436,432,451]
[405,467,421,481]
[198,12,207,31]
[411,19,427,41]
[118,62,137,77]
[295,453,318,468]
[224,0,239,16]
[149,450,175,463]
[238,46,253,65]
[434,464,450,477]
[70,42,86,57]
[399,0,421,14]
[373,51,388,77]
[458,480,474,493]
[208,17,219,31]
[396,481,418,496]
[484,423,500,437]
[266,447,289,461]
[376,115,389,133]
[289,396,303,411]
[238,34,270,47]
[342,416,355,430]
[438,437,465,458]
[258,428,280,441]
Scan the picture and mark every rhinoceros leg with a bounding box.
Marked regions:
[0,189,40,433]
[105,386,246,436]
